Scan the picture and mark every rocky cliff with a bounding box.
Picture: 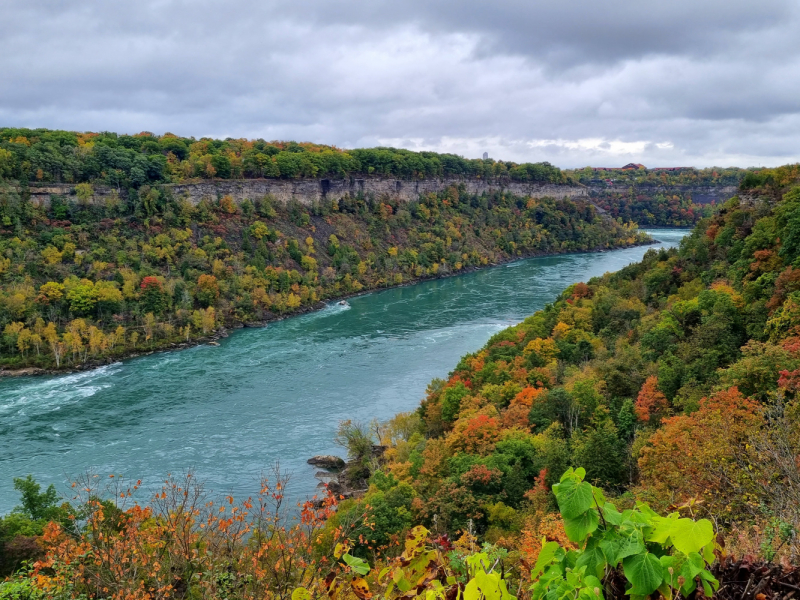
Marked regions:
[22,177,588,207]
[586,183,738,205]
[19,178,739,211]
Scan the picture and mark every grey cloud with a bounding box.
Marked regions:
[1,0,800,168]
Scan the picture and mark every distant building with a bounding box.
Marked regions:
[482,152,489,160]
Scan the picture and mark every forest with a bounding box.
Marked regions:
[589,191,714,227]
[0,175,644,372]
[2,164,799,599]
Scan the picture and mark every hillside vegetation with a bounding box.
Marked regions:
[0,178,644,371]
[565,166,752,227]
[334,164,800,561]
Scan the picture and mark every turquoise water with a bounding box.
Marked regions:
[0,229,689,512]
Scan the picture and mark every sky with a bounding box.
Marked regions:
[2,0,800,168]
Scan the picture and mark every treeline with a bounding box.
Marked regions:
[0,128,566,188]
[0,181,644,371]
[566,165,751,187]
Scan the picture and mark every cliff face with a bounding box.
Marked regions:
[22,177,588,207]
[167,176,589,205]
[19,178,739,210]
[586,183,739,205]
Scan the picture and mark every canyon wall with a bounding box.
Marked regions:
[19,178,740,209]
[586,183,739,205]
[22,177,588,208]
[166,177,590,205]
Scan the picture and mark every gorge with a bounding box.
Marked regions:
[0,228,687,512]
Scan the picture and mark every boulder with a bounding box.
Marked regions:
[307,455,345,469]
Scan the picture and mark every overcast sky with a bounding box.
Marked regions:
[2,0,799,168]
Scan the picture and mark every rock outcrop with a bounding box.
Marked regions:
[307,455,346,469]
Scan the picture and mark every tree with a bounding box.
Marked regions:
[66,280,98,315]
[638,387,762,516]
[139,276,168,314]
[440,382,470,422]
[37,282,65,305]
[12,475,61,522]
[195,274,220,307]
[570,408,627,489]
[43,322,64,367]
[634,375,669,425]
[75,182,94,205]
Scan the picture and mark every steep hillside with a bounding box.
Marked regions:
[331,164,800,563]
[567,166,750,226]
[0,180,644,372]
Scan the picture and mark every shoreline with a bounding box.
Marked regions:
[0,236,661,379]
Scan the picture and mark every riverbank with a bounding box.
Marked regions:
[0,236,656,378]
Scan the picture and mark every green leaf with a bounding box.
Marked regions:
[682,552,705,579]
[292,588,312,600]
[602,503,623,526]
[679,553,704,595]
[343,553,370,575]
[659,555,680,588]
[556,478,594,520]
[671,519,714,555]
[464,578,481,600]
[699,569,720,593]
[623,553,663,596]
[657,582,673,600]
[646,514,678,545]
[564,508,600,543]
[616,529,646,562]
[635,501,659,520]
[592,486,607,508]
[531,541,561,579]
[576,538,607,579]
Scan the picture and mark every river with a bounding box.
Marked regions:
[0,229,689,512]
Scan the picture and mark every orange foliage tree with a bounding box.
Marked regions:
[637,387,762,516]
[634,375,669,425]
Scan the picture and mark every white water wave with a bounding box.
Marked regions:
[0,363,123,417]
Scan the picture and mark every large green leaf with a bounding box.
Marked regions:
[602,503,623,526]
[531,541,561,580]
[343,553,370,575]
[671,519,714,555]
[623,553,663,596]
[646,514,678,545]
[576,538,607,579]
[564,508,600,543]
[616,529,646,562]
[659,555,681,589]
[555,478,594,520]
[678,552,704,595]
